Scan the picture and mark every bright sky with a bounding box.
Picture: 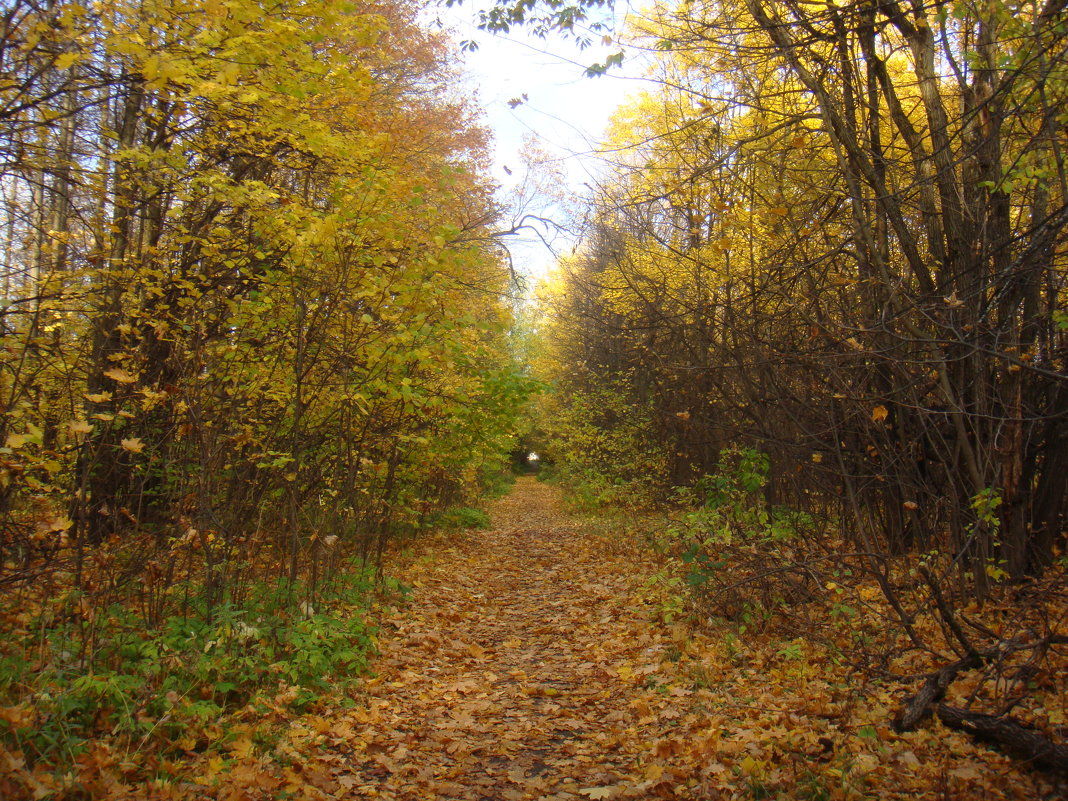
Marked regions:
[430,3,652,282]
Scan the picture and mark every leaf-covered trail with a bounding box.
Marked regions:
[202,477,1050,801]
[319,477,671,799]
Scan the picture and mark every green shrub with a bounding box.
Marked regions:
[657,447,814,599]
[434,506,492,529]
[481,467,517,498]
[0,563,376,767]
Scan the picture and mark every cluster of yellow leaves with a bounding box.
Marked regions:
[1,0,526,548]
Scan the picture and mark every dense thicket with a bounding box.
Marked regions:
[0,0,527,754]
[539,0,1067,595]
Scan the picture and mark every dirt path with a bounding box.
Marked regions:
[197,477,701,801]
[318,478,671,800]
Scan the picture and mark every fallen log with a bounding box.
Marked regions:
[894,633,1068,776]
[893,653,982,732]
[936,704,1068,776]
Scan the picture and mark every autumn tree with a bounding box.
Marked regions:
[538,0,1067,587]
[0,1,529,773]
[526,0,1068,766]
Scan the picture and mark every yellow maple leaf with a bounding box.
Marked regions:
[103,367,138,384]
[121,437,145,453]
[41,515,73,532]
[226,736,255,759]
[579,788,615,800]
[55,52,79,70]
[871,405,889,422]
[739,755,764,776]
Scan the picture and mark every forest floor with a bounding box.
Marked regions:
[197,477,678,800]
[2,475,1062,800]
[177,476,1062,801]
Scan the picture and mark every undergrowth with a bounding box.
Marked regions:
[0,560,379,783]
[432,506,493,530]
[558,445,1068,793]
[537,462,661,513]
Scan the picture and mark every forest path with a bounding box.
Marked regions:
[199,478,1049,801]
[325,477,674,800]
[257,477,691,800]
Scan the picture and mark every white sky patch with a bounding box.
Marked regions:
[429,4,652,282]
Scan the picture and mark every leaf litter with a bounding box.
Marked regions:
[172,478,1060,800]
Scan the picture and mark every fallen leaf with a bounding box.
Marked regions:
[579,787,615,799]
[897,751,921,768]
